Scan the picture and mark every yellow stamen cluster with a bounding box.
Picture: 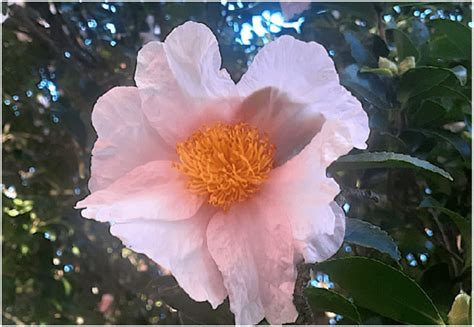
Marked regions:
[174,123,275,211]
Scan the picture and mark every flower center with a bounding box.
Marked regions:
[174,122,275,211]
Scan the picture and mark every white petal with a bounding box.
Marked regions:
[162,21,236,98]
[140,90,240,145]
[238,35,339,104]
[294,202,346,263]
[135,22,238,145]
[238,35,369,152]
[89,86,173,192]
[76,161,204,222]
[206,196,298,324]
[110,205,227,308]
[319,87,370,150]
[264,120,352,262]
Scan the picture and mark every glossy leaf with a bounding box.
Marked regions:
[409,129,471,161]
[306,287,362,324]
[345,218,401,262]
[407,85,471,110]
[388,28,420,61]
[398,67,457,103]
[340,64,390,109]
[411,100,447,127]
[331,152,453,181]
[429,20,471,60]
[315,257,444,325]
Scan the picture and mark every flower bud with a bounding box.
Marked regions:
[399,56,416,74]
[378,57,399,75]
[448,291,471,325]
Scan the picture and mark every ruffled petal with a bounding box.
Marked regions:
[238,35,339,104]
[109,204,227,308]
[135,21,238,145]
[159,21,236,98]
[206,195,298,324]
[76,161,204,222]
[237,87,325,165]
[237,35,369,157]
[321,87,370,150]
[264,120,352,262]
[89,86,173,192]
[295,202,346,263]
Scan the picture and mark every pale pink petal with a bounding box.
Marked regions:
[110,205,227,308]
[237,35,369,156]
[135,21,238,145]
[237,87,325,165]
[295,202,346,263]
[238,35,339,105]
[76,161,204,222]
[141,91,240,145]
[206,195,298,324]
[263,120,352,262]
[159,21,236,99]
[89,86,173,192]
[135,40,179,91]
[310,119,356,167]
[318,86,370,150]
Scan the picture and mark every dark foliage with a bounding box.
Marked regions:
[2,2,471,325]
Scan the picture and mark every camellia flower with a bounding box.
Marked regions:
[76,21,369,324]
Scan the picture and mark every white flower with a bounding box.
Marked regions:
[76,21,369,324]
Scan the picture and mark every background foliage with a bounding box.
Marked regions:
[2,1,472,325]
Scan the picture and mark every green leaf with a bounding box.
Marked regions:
[370,131,408,152]
[345,218,401,262]
[408,85,471,110]
[411,100,447,127]
[409,129,471,161]
[430,36,467,62]
[305,287,361,324]
[340,64,390,109]
[448,291,471,325]
[360,67,394,77]
[330,152,453,181]
[429,20,471,60]
[388,29,420,61]
[315,257,444,325]
[398,67,458,103]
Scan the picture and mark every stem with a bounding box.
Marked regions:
[293,263,315,324]
[432,214,460,276]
